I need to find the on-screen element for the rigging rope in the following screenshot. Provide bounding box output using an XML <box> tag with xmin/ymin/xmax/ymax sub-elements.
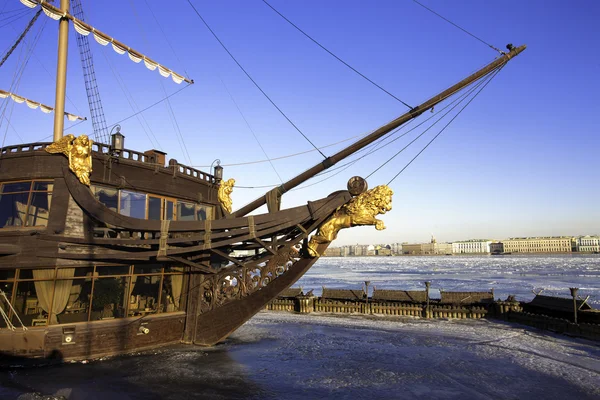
<box><xmin>261</xmin><ymin>0</ymin><xmax>413</xmax><ymax>109</ymax></box>
<box><xmin>185</xmin><ymin>0</ymin><xmax>327</xmax><ymax>159</ymax></box>
<box><xmin>366</xmin><ymin>70</ymin><xmax>495</xmax><ymax>180</ymax></box>
<box><xmin>130</xmin><ymin>0</ymin><xmax>192</xmax><ymax>166</ymax></box>
<box><xmin>219</xmin><ymin>76</ymin><xmax>284</xmax><ymax>183</ymax></box>
<box><xmin>0</xmin><ymin>9</ymin><xmax>41</xmax><ymax>68</ymax></box>
<box><xmin>412</xmin><ymin>0</ymin><xmax>504</xmax><ymax>55</ymax></box>
<box><xmin>386</xmin><ymin>66</ymin><xmax>504</xmax><ymax>185</ymax></box>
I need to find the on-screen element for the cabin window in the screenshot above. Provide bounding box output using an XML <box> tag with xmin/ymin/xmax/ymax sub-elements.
<box><xmin>91</xmin><ymin>185</ymin><xmax>118</xmax><ymax>212</ymax></box>
<box><xmin>0</xmin><ymin>281</ymin><xmax>13</xmax><ymax>329</ymax></box>
<box><xmin>148</xmin><ymin>196</ymin><xmax>162</xmax><ymax>220</ymax></box>
<box><xmin>119</xmin><ymin>190</ymin><xmax>146</xmax><ymax>219</ymax></box>
<box><xmin>90</xmin><ymin>276</ymin><xmax>129</xmax><ymax>320</ymax></box>
<box><xmin>148</xmin><ymin>196</ymin><xmax>176</xmax><ymax>220</ymax></box>
<box><xmin>12</xmin><ymin>280</ymin><xmax>49</xmax><ymax>327</ymax></box>
<box><xmin>177</xmin><ymin>201</ymin><xmax>195</xmax><ymax>221</ymax></box>
<box><xmin>129</xmin><ymin>274</ymin><xmax>161</xmax><ymax>317</ymax></box>
<box><xmin>0</xmin><ymin>180</ymin><xmax>53</xmax><ymax>228</ymax></box>
<box><xmin>0</xmin><ymin>265</ymin><xmax>185</xmax><ymax>327</ymax></box>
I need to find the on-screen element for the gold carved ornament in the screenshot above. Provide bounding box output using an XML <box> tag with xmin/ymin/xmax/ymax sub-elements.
<box><xmin>306</xmin><ymin>185</ymin><xmax>393</xmax><ymax>257</ymax></box>
<box><xmin>217</xmin><ymin>178</ymin><xmax>235</xmax><ymax>214</ymax></box>
<box><xmin>45</xmin><ymin>134</ymin><xmax>93</xmax><ymax>186</ymax></box>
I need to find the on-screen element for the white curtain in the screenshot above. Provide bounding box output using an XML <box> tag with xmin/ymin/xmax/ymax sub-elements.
<box><xmin>33</xmin><ymin>268</ymin><xmax>74</xmax><ymax>324</ymax></box>
<box><xmin>170</xmin><ymin>267</ymin><xmax>184</xmax><ymax>309</ymax></box>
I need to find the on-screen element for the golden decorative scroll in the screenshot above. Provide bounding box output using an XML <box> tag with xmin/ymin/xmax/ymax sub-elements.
<box><xmin>306</xmin><ymin>185</ymin><xmax>393</xmax><ymax>257</ymax></box>
<box><xmin>46</xmin><ymin>134</ymin><xmax>93</xmax><ymax>186</ymax></box>
<box><xmin>218</xmin><ymin>178</ymin><xmax>235</xmax><ymax>214</ymax></box>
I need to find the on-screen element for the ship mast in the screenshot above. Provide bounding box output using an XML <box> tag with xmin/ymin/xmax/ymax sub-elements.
<box><xmin>232</xmin><ymin>45</ymin><xmax>526</xmax><ymax>218</ymax></box>
<box><xmin>52</xmin><ymin>0</ymin><xmax>69</xmax><ymax>142</ymax></box>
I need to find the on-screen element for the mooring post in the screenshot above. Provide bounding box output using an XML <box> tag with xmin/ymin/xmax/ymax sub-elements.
<box><xmin>569</xmin><ymin>287</ymin><xmax>579</xmax><ymax>324</ymax></box>
<box><xmin>425</xmin><ymin>281</ymin><xmax>431</xmax><ymax>319</ymax></box>
<box><xmin>364</xmin><ymin>281</ymin><xmax>371</xmax><ymax>314</ymax></box>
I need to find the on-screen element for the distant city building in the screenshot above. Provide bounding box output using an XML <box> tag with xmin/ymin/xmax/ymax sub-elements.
<box><xmin>403</xmin><ymin>235</ymin><xmax>451</xmax><ymax>255</ymax></box>
<box><xmin>490</xmin><ymin>242</ymin><xmax>504</xmax><ymax>254</ymax></box>
<box><xmin>502</xmin><ymin>237</ymin><xmax>572</xmax><ymax>253</ymax></box>
<box><xmin>576</xmin><ymin>236</ymin><xmax>600</xmax><ymax>252</ymax></box>
<box><xmin>452</xmin><ymin>240</ymin><xmax>492</xmax><ymax>254</ymax></box>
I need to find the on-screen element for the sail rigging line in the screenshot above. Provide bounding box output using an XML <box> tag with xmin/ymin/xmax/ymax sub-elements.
<box><xmin>0</xmin><ymin>8</ymin><xmax>41</xmax><ymax>69</ymax></box>
<box><xmin>387</xmin><ymin>66</ymin><xmax>504</xmax><ymax>185</ymax></box>
<box><xmin>0</xmin><ymin>8</ymin><xmax>33</xmax><ymax>28</ymax></box>
<box><xmin>239</xmin><ymin>85</ymin><xmax>479</xmax><ymax>190</ymax></box>
<box><xmin>261</xmin><ymin>0</ymin><xmax>413</xmax><ymax>110</ymax></box>
<box><xmin>219</xmin><ymin>76</ymin><xmax>284</xmax><ymax>184</ymax></box>
<box><xmin>109</xmin><ymin>84</ymin><xmax>192</xmax><ymax>127</ymax></box>
<box><xmin>411</xmin><ymin>0</ymin><xmax>504</xmax><ymax>55</ymax></box>
<box><xmin>100</xmin><ymin>47</ymin><xmax>162</xmax><ymax>150</ymax></box>
<box><xmin>127</xmin><ymin>0</ymin><xmax>192</xmax><ymax>166</ymax></box>
<box><xmin>142</xmin><ymin>0</ymin><xmax>191</xmax><ymax>81</ymax></box>
<box><xmin>300</xmin><ymin>69</ymin><xmax>495</xmax><ymax>182</ymax></box>
<box><xmin>365</xmin><ymin>70</ymin><xmax>499</xmax><ymax>179</ymax></box>
<box><xmin>186</xmin><ymin>0</ymin><xmax>327</xmax><ymax>159</ymax></box>
<box><xmin>0</xmin><ymin>15</ymin><xmax>46</xmax><ymax>148</ymax></box>
<box><xmin>365</xmin><ymin>70</ymin><xmax>495</xmax><ymax>181</ymax></box>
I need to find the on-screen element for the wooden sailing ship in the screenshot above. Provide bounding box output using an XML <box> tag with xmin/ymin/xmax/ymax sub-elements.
<box><xmin>0</xmin><ymin>0</ymin><xmax>525</xmax><ymax>362</ymax></box>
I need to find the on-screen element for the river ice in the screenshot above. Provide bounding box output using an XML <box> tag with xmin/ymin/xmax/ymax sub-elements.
<box><xmin>298</xmin><ymin>254</ymin><xmax>600</xmax><ymax>304</ymax></box>
<box><xmin>2</xmin><ymin>313</ymin><xmax>599</xmax><ymax>399</ymax></box>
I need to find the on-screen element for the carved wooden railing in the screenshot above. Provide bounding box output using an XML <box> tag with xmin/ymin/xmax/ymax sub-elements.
<box><xmin>0</xmin><ymin>141</ymin><xmax>216</xmax><ymax>184</ymax></box>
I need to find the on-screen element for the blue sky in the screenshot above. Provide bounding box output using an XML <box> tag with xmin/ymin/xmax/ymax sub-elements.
<box><xmin>0</xmin><ymin>0</ymin><xmax>598</xmax><ymax>245</ymax></box>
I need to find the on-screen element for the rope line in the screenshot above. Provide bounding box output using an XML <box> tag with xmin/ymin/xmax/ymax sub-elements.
<box><xmin>387</xmin><ymin>66</ymin><xmax>504</xmax><ymax>185</ymax></box>
<box><xmin>186</xmin><ymin>0</ymin><xmax>326</xmax><ymax>158</ymax></box>
<box><xmin>412</xmin><ymin>0</ymin><xmax>503</xmax><ymax>54</ymax></box>
<box><xmin>261</xmin><ymin>0</ymin><xmax>413</xmax><ymax>109</ymax></box>
<box><xmin>0</xmin><ymin>9</ymin><xmax>41</xmax><ymax>68</ymax></box>
<box><xmin>366</xmin><ymin>70</ymin><xmax>494</xmax><ymax>180</ymax></box>
<box><xmin>219</xmin><ymin>76</ymin><xmax>284</xmax><ymax>183</ymax></box>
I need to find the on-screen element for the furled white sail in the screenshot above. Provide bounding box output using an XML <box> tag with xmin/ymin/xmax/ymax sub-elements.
<box><xmin>0</xmin><ymin>90</ymin><xmax>86</xmax><ymax>121</ymax></box>
<box><xmin>21</xmin><ymin>0</ymin><xmax>193</xmax><ymax>85</ymax></box>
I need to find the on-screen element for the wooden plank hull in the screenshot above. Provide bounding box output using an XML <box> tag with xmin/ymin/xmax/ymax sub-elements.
<box><xmin>0</xmin><ymin>147</ymin><xmax>349</xmax><ymax>363</ymax></box>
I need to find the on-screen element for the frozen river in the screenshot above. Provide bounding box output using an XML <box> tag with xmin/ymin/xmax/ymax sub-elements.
<box><xmin>2</xmin><ymin>255</ymin><xmax>599</xmax><ymax>399</ymax></box>
<box><xmin>298</xmin><ymin>254</ymin><xmax>600</xmax><ymax>304</ymax></box>
<box><xmin>2</xmin><ymin>313</ymin><xmax>599</xmax><ymax>399</ymax></box>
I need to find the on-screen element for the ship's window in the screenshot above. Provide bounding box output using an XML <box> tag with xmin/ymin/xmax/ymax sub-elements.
<box><xmin>177</xmin><ymin>201</ymin><xmax>195</xmax><ymax>221</ymax></box>
<box><xmin>90</xmin><ymin>277</ymin><xmax>129</xmax><ymax>320</ymax></box>
<box><xmin>0</xmin><ymin>270</ymin><xmax>15</xmax><ymax>280</ymax></box>
<box><xmin>53</xmin><ymin>276</ymin><xmax>92</xmax><ymax>325</ymax></box>
<box><xmin>0</xmin><ymin>282</ymin><xmax>13</xmax><ymax>328</ymax></box>
<box><xmin>96</xmin><ymin>266</ymin><xmax>129</xmax><ymax>276</ymax></box>
<box><xmin>0</xmin><ymin>180</ymin><xmax>53</xmax><ymax>228</ymax></box>
<box><xmin>128</xmin><ymin>274</ymin><xmax>160</xmax><ymax>317</ymax></box>
<box><xmin>148</xmin><ymin>196</ymin><xmax>162</xmax><ymax>220</ymax></box>
<box><xmin>119</xmin><ymin>190</ymin><xmax>146</xmax><ymax>219</ymax></box>
<box><xmin>92</xmin><ymin>185</ymin><xmax>118</xmax><ymax>212</ymax></box>
<box><xmin>165</xmin><ymin>200</ymin><xmax>174</xmax><ymax>221</ymax></box>
<box><xmin>2</xmin><ymin>182</ymin><xmax>32</xmax><ymax>193</ymax></box>
<box><xmin>27</xmin><ymin>191</ymin><xmax>52</xmax><ymax>227</ymax></box>
<box><xmin>161</xmin><ymin>274</ymin><xmax>184</xmax><ymax>313</ymax></box>
<box><xmin>134</xmin><ymin>265</ymin><xmax>162</xmax><ymax>274</ymax></box>
<box><xmin>197</xmin><ymin>205</ymin><xmax>212</xmax><ymax>221</ymax></box>
<box><xmin>12</xmin><ymin>280</ymin><xmax>49</xmax><ymax>327</ymax></box>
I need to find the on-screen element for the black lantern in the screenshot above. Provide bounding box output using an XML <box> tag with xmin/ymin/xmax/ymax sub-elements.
<box><xmin>212</xmin><ymin>159</ymin><xmax>223</xmax><ymax>182</ymax></box>
<box><xmin>110</xmin><ymin>125</ymin><xmax>124</xmax><ymax>154</ymax></box>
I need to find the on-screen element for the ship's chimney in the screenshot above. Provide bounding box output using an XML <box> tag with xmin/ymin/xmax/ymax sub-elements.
<box><xmin>144</xmin><ymin>150</ymin><xmax>167</xmax><ymax>167</ymax></box>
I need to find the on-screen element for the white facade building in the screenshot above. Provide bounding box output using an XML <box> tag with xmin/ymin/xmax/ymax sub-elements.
<box><xmin>577</xmin><ymin>236</ymin><xmax>600</xmax><ymax>252</ymax></box>
<box><xmin>452</xmin><ymin>240</ymin><xmax>492</xmax><ymax>254</ymax></box>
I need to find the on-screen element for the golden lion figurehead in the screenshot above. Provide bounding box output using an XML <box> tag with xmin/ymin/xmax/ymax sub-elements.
<box><xmin>344</xmin><ymin>184</ymin><xmax>393</xmax><ymax>220</ymax></box>
<box><xmin>306</xmin><ymin>184</ymin><xmax>393</xmax><ymax>257</ymax></box>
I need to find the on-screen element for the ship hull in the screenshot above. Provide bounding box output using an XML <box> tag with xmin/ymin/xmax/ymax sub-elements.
<box><xmin>0</xmin><ymin>143</ymin><xmax>347</xmax><ymax>363</ymax></box>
